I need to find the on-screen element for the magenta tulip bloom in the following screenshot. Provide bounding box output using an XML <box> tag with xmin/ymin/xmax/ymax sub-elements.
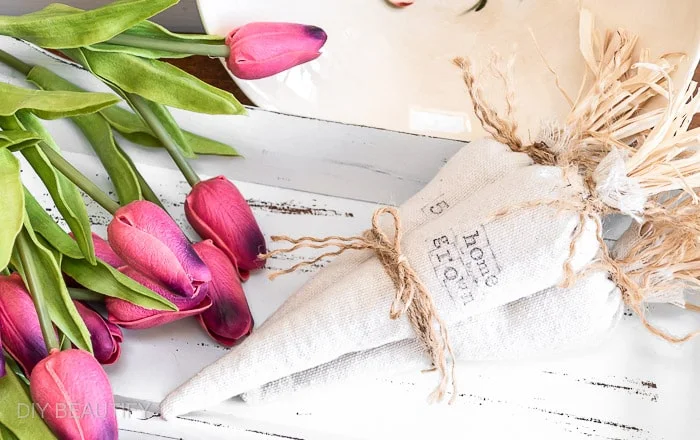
<box><xmin>108</xmin><ymin>201</ymin><xmax>210</xmax><ymax>298</ymax></box>
<box><xmin>0</xmin><ymin>274</ymin><xmax>49</xmax><ymax>376</ymax></box>
<box><xmin>226</xmin><ymin>22</ymin><xmax>328</xmax><ymax>80</ymax></box>
<box><xmin>193</xmin><ymin>240</ymin><xmax>253</xmax><ymax>346</ymax></box>
<box><xmin>31</xmin><ymin>349</ymin><xmax>117</xmax><ymax>440</ymax></box>
<box><xmin>185</xmin><ymin>176</ymin><xmax>266</xmax><ymax>280</ymax></box>
<box><xmin>106</xmin><ymin>267</ymin><xmax>212</xmax><ymax>330</ymax></box>
<box><xmin>74</xmin><ymin>301</ymin><xmax>123</xmax><ymax>365</ymax></box>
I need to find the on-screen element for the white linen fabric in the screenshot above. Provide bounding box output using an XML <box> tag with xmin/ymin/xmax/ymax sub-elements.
<box><xmin>243</xmin><ymin>271</ymin><xmax>622</xmax><ymax>403</ymax></box>
<box><xmin>161</xmin><ymin>139</ymin><xmax>616</xmax><ymax>419</ymax></box>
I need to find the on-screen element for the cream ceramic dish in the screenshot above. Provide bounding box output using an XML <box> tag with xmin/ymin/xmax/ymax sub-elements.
<box><xmin>197</xmin><ymin>0</ymin><xmax>700</xmax><ymax>141</ymax></box>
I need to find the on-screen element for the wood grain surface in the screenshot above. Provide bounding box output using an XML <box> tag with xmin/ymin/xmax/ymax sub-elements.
<box><xmin>171</xmin><ymin>56</ymin><xmax>700</xmax><ymax>129</ymax></box>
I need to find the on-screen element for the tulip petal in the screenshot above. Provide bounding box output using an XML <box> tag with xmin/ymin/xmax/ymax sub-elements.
<box><xmin>74</xmin><ymin>301</ymin><xmax>122</xmax><ymax>365</ymax></box>
<box><xmin>106</xmin><ymin>268</ymin><xmax>211</xmax><ymax>330</ymax></box>
<box><xmin>0</xmin><ymin>273</ymin><xmax>49</xmax><ymax>376</ymax></box>
<box><xmin>91</xmin><ymin>233</ymin><xmax>125</xmax><ymax>269</ymax></box>
<box><xmin>70</xmin><ymin>232</ymin><xmax>125</xmax><ymax>269</ymax></box>
<box><xmin>108</xmin><ymin>201</ymin><xmax>210</xmax><ymax>297</ymax></box>
<box><xmin>193</xmin><ymin>241</ymin><xmax>253</xmax><ymax>346</ymax></box>
<box><xmin>185</xmin><ymin>176</ymin><xmax>266</xmax><ymax>278</ymax></box>
<box><xmin>387</xmin><ymin>0</ymin><xmax>414</xmax><ymax>7</ymax></box>
<box><xmin>225</xmin><ymin>22</ymin><xmax>327</xmax><ymax>80</ymax></box>
<box><xmin>30</xmin><ymin>349</ymin><xmax>118</xmax><ymax>440</ymax></box>
<box><xmin>227</xmin><ymin>50</ymin><xmax>322</xmax><ymax>81</ymax></box>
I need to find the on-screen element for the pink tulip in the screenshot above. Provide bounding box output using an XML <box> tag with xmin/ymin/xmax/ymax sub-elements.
<box><xmin>30</xmin><ymin>349</ymin><xmax>117</xmax><ymax>440</ymax></box>
<box><xmin>185</xmin><ymin>176</ymin><xmax>266</xmax><ymax>280</ymax></box>
<box><xmin>226</xmin><ymin>22</ymin><xmax>328</xmax><ymax>80</ymax></box>
<box><xmin>0</xmin><ymin>273</ymin><xmax>49</xmax><ymax>376</ymax></box>
<box><xmin>108</xmin><ymin>201</ymin><xmax>211</xmax><ymax>298</ymax></box>
<box><xmin>193</xmin><ymin>240</ymin><xmax>253</xmax><ymax>346</ymax></box>
<box><xmin>106</xmin><ymin>267</ymin><xmax>212</xmax><ymax>329</ymax></box>
<box><xmin>74</xmin><ymin>301</ymin><xmax>123</xmax><ymax>365</ymax></box>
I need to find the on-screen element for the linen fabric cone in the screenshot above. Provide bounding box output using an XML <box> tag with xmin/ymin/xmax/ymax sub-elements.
<box><xmin>243</xmin><ymin>270</ymin><xmax>622</xmax><ymax>403</ymax></box>
<box><xmin>161</xmin><ymin>140</ymin><xmax>602</xmax><ymax>418</ymax></box>
<box><xmin>264</xmin><ymin>138</ymin><xmax>532</xmax><ymax>329</ymax></box>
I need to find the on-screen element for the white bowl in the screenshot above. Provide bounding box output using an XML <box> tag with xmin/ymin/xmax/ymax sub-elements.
<box><xmin>198</xmin><ymin>0</ymin><xmax>700</xmax><ymax>141</ymax></box>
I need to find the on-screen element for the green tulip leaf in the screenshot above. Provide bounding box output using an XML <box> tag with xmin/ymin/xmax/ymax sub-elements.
<box><xmin>65</xmin><ymin>48</ymin><xmax>245</xmax><ymax>115</ymax></box>
<box><xmin>62</xmin><ymin>257</ymin><xmax>177</xmax><ymax>311</ymax></box>
<box><xmin>0</xmin><ymin>130</ymin><xmax>42</xmax><ymax>151</ymax></box>
<box><xmin>0</xmin><ymin>82</ymin><xmax>119</xmax><ymax>120</ymax></box>
<box><xmin>3</xmin><ymin>113</ymin><xmax>96</xmax><ymax>264</ymax></box>
<box><xmin>0</xmin><ymin>0</ymin><xmax>177</xmax><ymax>49</ymax></box>
<box><xmin>0</xmin><ymin>149</ymin><xmax>23</xmax><ymax>270</ymax></box>
<box><xmin>0</xmin><ymin>360</ymin><xmax>57</xmax><ymax>440</ymax></box>
<box><xmin>73</xmin><ymin>117</ymin><xmax>142</xmax><ymax>204</ymax></box>
<box><xmin>101</xmin><ymin>105</ymin><xmax>240</xmax><ymax>156</ymax></box>
<box><xmin>15</xmin><ymin>222</ymin><xmax>93</xmax><ymax>354</ymax></box>
<box><xmin>23</xmin><ymin>188</ymin><xmax>84</xmax><ymax>260</ymax></box>
<box><xmin>27</xmin><ymin>66</ymin><xmax>142</xmax><ymax>204</ymax></box>
<box><xmin>0</xmin><ymin>422</ymin><xmax>21</xmax><ymax>440</ymax></box>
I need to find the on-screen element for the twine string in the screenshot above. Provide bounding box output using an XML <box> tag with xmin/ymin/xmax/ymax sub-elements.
<box><xmin>259</xmin><ymin>207</ymin><xmax>459</xmax><ymax>403</ymax></box>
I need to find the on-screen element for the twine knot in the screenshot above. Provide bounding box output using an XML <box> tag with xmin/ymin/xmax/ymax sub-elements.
<box><xmin>260</xmin><ymin>207</ymin><xmax>458</xmax><ymax>403</ymax></box>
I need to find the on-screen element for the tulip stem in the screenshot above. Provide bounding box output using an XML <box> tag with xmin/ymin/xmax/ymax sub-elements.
<box><xmin>107</xmin><ymin>34</ymin><xmax>231</xmax><ymax>58</ymax></box>
<box><xmin>0</xmin><ymin>49</ymin><xmax>32</xmax><ymax>75</ymax></box>
<box><xmin>127</xmin><ymin>94</ymin><xmax>201</xmax><ymax>187</ymax></box>
<box><xmin>38</xmin><ymin>143</ymin><xmax>121</xmax><ymax>215</ymax></box>
<box><xmin>15</xmin><ymin>229</ymin><xmax>61</xmax><ymax>352</ymax></box>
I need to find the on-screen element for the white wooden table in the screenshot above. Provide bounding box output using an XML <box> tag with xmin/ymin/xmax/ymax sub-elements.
<box><xmin>3</xmin><ymin>38</ymin><xmax>700</xmax><ymax>440</ymax></box>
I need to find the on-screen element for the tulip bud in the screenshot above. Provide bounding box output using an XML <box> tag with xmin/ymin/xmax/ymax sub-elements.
<box><xmin>74</xmin><ymin>301</ymin><xmax>123</xmax><ymax>365</ymax></box>
<box><xmin>225</xmin><ymin>22</ymin><xmax>328</xmax><ymax>80</ymax></box>
<box><xmin>193</xmin><ymin>241</ymin><xmax>253</xmax><ymax>346</ymax></box>
<box><xmin>30</xmin><ymin>349</ymin><xmax>118</xmax><ymax>440</ymax></box>
<box><xmin>106</xmin><ymin>268</ymin><xmax>212</xmax><ymax>329</ymax></box>
<box><xmin>185</xmin><ymin>176</ymin><xmax>266</xmax><ymax>280</ymax></box>
<box><xmin>108</xmin><ymin>201</ymin><xmax>210</xmax><ymax>298</ymax></box>
<box><xmin>0</xmin><ymin>273</ymin><xmax>49</xmax><ymax>376</ymax></box>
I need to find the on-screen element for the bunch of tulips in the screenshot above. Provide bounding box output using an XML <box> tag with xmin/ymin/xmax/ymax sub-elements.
<box><xmin>0</xmin><ymin>0</ymin><xmax>327</xmax><ymax>438</ymax></box>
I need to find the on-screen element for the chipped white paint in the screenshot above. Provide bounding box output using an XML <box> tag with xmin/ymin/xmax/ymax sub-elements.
<box><xmin>3</xmin><ymin>38</ymin><xmax>700</xmax><ymax>440</ymax></box>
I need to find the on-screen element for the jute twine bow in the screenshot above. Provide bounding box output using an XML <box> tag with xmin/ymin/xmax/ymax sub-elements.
<box><xmin>259</xmin><ymin>207</ymin><xmax>458</xmax><ymax>403</ymax></box>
